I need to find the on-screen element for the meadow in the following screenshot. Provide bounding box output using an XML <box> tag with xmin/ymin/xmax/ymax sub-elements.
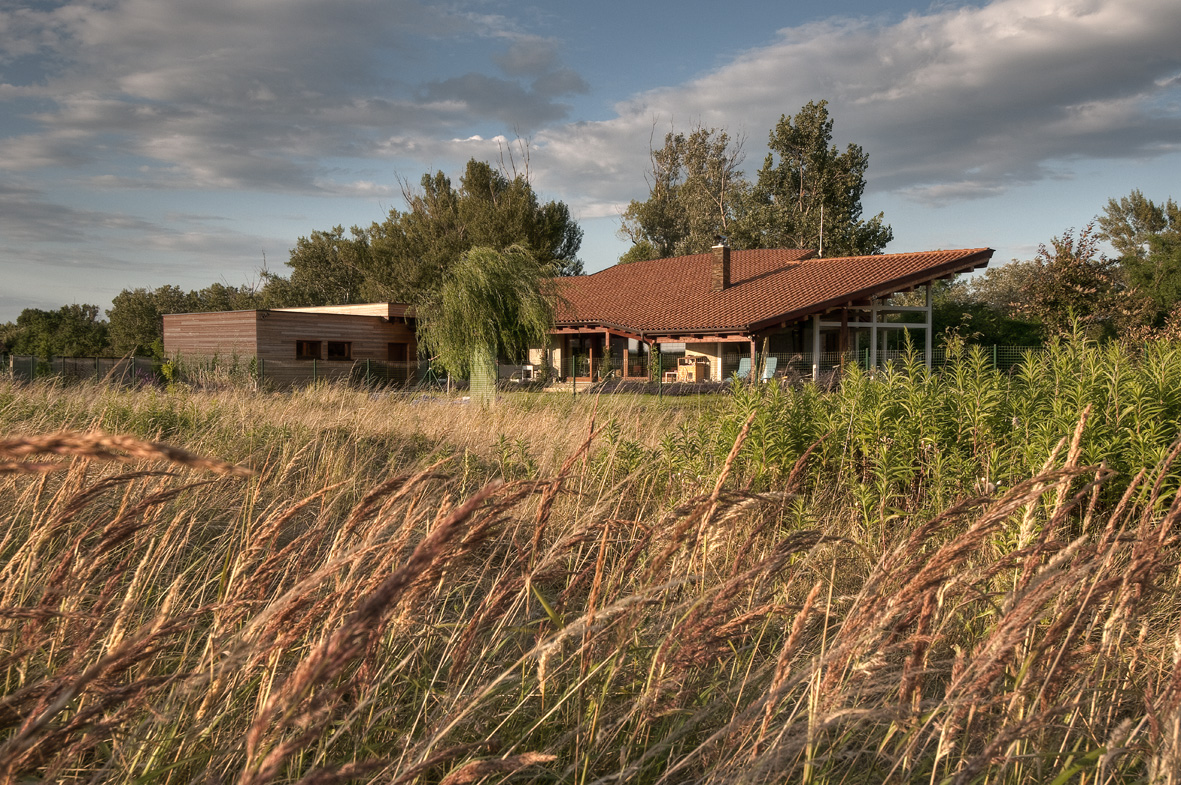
<box><xmin>3</xmin><ymin>334</ymin><xmax>1181</xmax><ymax>784</ymax></box>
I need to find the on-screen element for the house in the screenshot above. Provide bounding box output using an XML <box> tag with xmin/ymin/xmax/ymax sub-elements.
<box><xmin>540</xmin><ymin>244</ymin><xmax>993</xmax><ymax>382</ymax></box>
<box><xmin>164</xmin><ymin>243</ymin><xmax>993</xmax><ymax>387</ymax></box>
<box><xmin>163</xmin><ymin>303</ymin><xmax>418</xmax><ymax>387</ymax></box>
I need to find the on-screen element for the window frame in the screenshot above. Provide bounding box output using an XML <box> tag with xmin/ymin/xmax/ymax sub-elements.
<box><xmin>326</xmin><ymin>341</ymin><xmax>352</xmax><ymax>361</ymax></box>
<box><xmin>295</xmin><ymin>340</ymin><xmax>321</xmax><ymax>360</ymax></box>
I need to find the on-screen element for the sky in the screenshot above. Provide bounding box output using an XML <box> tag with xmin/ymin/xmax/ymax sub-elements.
<box><xmin>1</xmin><ymin>0</ymin><xmax>1180</xmax><ymax>322</ymax></box>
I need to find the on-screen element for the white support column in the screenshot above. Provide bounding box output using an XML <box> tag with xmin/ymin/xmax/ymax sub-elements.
<box><xmin>924</xmin><ymin>282</ymin><xmax>933</xmax><ymax>370</ymax></box>
<box><xmin>869</xmin><ymin>297</ymin><xmax>879</xmax><ymax>372</ymax></box>
<box><xmin>811</xmin><ymin>313</ymin><xmax>821</xmax><ymax>381</ymax></box>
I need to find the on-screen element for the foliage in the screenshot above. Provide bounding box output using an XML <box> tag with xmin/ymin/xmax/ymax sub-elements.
<box><xmin>618</xmin><ymin>103</ymin><xmax>892</xmax><ymax>262</ymax></box>
<box><xmin>4</xmin><ymin>334</ymin><xmax>1181</xmax><ymax>782</ymax></box>
<box><xmin>1097</xmin><ymin>188</ymin><xmax>1181</xmax><ymax>260</ymax></box>
<box><xmin>262</xmin><ymin>225</ymin><xmax>370</xmax><ymax>307</ymax></box>
<box><xmin>733</xmin><ymin>100</ymin><xmax>893</xmax><ymax>256</ymax></box>
<box><xmin>4</xmin><ymin>304</ymin><xmax>109</xmax><ymax>358</ymax></box>
<box><xmin>934</xmin><ymin>265</ymin><xmax>1044</xmax><ymax>344</ymax></box>
<box><xmin>363</xmin><ymin>159</ymin><xmax>583</xmax><ymax>305</ymax></box>
<box><xmin>0</xmin><ymin>320</ymin><xmax>20</xmax><ymax>353</ymax></box>
<box><xmin>414</xmin><ymin>244</ymin><xmax>556</xmax><ymax>383</ymax></box>
<box><xmin>1098</xmin><ymin>190</ymin><xmax>1181</xmax><ymax>323</ymax></box>
<box><xmin>618</xmin><ymin>126</ymin><xmax>747</xmax><ymax>262</ymax></box>
<box><xmin>107</xmin><ymin>283</ymin><xmax>262</xmax><ymax>357</ymax></box>
<box><xmin>1010</xmin><ymin>223</ymin><xmax>1145</xmax><ymax>338</ymax></box>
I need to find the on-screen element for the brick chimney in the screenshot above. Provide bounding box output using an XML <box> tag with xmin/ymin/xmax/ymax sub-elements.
<box><xmin>711</xmin><ymin>238</ymin><xmax>731</xmax><ymax>292</ymax></box>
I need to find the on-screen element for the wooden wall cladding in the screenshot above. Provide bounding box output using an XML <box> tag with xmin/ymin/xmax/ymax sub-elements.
<box><xmin>163</xmin><ymin>312</ymin><xmax>260</xmax><ymax>356</ymax></box>
<box><xmin>257</xmin><ymin>311</ymin><xmax>416</xmax><ymax>362</ymax></box>
<box><xmin>163</xmin><ymin>310</ymin><xmax>420</xmax><ymax>387</ymax></box>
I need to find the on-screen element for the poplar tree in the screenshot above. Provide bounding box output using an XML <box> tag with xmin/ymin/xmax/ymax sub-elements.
<box><xmin>733</xmin><ymin>100</ymin><xmax>892</xmax><ymax>257</ymax></box>
<box><xmin>618</xmin><ymin>102</ymin><xmax>893</xmax><ymax>262</ymax></box>
<box><xmin>618</xmin><ymin>126</ymin><xmax>746</xmax><ymax>262</ymax></box>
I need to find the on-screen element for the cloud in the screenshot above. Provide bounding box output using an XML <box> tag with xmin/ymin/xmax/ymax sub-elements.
<box><xmin>0</xmin><ymin>180</ymin><xmax>275</xmax><ymax>272</ymax></box>
<box><xmin>0</xmin><ymin>181</ymin><xmax>157</xmax><ymax>243</ymax></box>
<box><xmin>524</xmin><ymin>0</ymin><xmax>1181</xmax><ymax>211</ymax></box>
<box><xmin>419</xmin><ymin>72</ymin><xmax>581</xmax><ymax>128</ymax></box>
<box><xmin>494</xmin><ymin>37</ymin><xmax>560</xmax><ymax>77</ymax></box>
<box><xmin>0</xmin><ymin>0</ymin><xmax>591</xmax><ymax>191</ymax></box>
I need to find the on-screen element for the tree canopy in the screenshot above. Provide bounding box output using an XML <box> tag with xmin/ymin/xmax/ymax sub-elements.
<box><xmin>262</xmin><ymin>226</ymin><xmax>370</xmax><ymax>308</ymax></box>
<box><xmin>618</xmin><ymin>126</ymin><xmax>746</xmax><ymax>262</ymax></box>
<box><xmin>733</xmin><ymin>100</ymin><xmax>893</xmax><ymax>256</ymax></box>
<box><xmin>619</xmin><ymin>101</ymin><xmax>893</xmax><ymax>263</ymax></box>
<box><xmin>5</xmin><ymin>305</ymin><xmax>109</xmax><ymax>358</ymax></box>
<box><xmin>414</xmin><ymin>245</ymin><xmax>556</xmax><ymax>403</ymax></box>
<box><xmin>263</xmin><ymin>159</ymin><xmax>582</xmax><ymax>308</ymax></box>
<box><xmin>1097</xmin><ymin>190</ymin><xmax>1181</xmax><ymax>324</ymax></box>
<box><xmin>362</xmin><ymin>159</ymin><xmax>583</xmax><ymax>304</ymax></box>
<box><xmin>108</xmin><ymin>283</ymin><xmax>262</xmax><ymax>357</ymax></box>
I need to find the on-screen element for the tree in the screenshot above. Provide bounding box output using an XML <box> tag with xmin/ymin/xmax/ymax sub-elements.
<box><xmin>1097</xmin><ymin>190</ymin><xmax>1181</xmax><ymax>323</ymax></box>
<box><xmin>733</xmin><ymin>100</ymin><xmax>892</xmax><ymax>257</ymax></box>
<box><xmin>933</xmin><ymin>267</ymin><xmax>1043</xmax><ymax>344</ymax></box>
<box><xmin>8</xmin><ymin>305</ymin><xmax>109</xmax><ymax>358</ymax></box>
<box><xmin>193</xmin><ymin>281</ymin><xmax>263</xmax><ymax>313</ymax></box>
<box><xmin>1012</xmin><ymin>224</ymin><xmax>1145</xmax><ymax>338</ymax></box>
<box><xmin>1097</xmin><ymin>190</ymin><xmax>1180</xmax><ymax>261</ymax></box>
<box><xmin>108</xmin><ymin>286</ymin><xmax>196</xmax><ymax>357</ymax></box>
<box><xmin>262</xmin><ymin>226</ymin><xmax>371</xmax><ymax>307</ymax></box>
<box><xmin>618</xmin><ymin>126</ymin><xmax>747</xmax><ymax>262</ymax></box>
<box><xmin>0</xmin><ymin>321</ymin><xmax>18</xmax><ymax>354</ymax></box>
<box><xmin>108</xmin><ymin>283</ymin><xmax>262</xmax><ymax>357</ymax></box>
<box><xmin>414</xmin><ymin>245</ymin><xmax>555</xmax><ymax>405</ymax></box>
<box><xmin>364</xmin><ymin>159</ymin><xmax>583</xmax><ymax>304</ymax></box>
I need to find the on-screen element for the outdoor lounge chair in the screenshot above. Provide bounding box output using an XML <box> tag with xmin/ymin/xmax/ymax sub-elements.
<box><xmin>760</xmin><ymin>356</ymin><xmax>778</xmax><ymax>381</ymax></box>
<box><xmin>735</xmin><ymin>357</ymin><xmax>752</xmax><ymax>380</ymax></box>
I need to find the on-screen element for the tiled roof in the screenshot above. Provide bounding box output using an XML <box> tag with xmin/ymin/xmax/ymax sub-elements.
<box><xmin>554</xmin><ymin>247</ymin><xmax>993</xmax><ymax>335</ymax></box>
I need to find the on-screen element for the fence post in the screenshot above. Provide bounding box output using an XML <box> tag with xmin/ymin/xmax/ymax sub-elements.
<box><xmin>366</xmin><ymin>358</ymin><xmax>371</xmax><ymax>388</ymax></box>
<box><xmin>992</xmin><ymin>345</ymin><xmax>998</xmax><ymax>369</ymax></box>
<box><xmin>571</xmin><ymin>356</ymin><xmax>575</xmax><ymax>399</ymax></box>
<box><xmin>312</xmin><ymin>358</ymin><xmax>317</xmax><ymax>383</ymax></box>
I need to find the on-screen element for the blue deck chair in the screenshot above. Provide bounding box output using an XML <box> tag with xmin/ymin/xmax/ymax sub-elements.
<box><xmin>759</xmin><ymin>356</ymin><xmax>778</xmax><ymax>382</ymax></box>
<box><xmin>734</xmin><ymin>357</ymin><xmax>752</xmax><ymax>380</ymax></box>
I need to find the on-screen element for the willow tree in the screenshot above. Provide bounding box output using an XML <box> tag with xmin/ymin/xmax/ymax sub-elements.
<box><xmin>415</xmin><ymin>245</ymin><xmax>556</xmax><ymax>405</ymax></box>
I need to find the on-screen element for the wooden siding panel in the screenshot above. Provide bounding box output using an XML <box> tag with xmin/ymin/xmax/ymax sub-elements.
<box><xmin>255</xmin><ymin>312</ymin><xmax>417</xmax><ymax>363</ymax></box>
<box><xmin>164</xmin><ymin>310</ymin><xmax>419</xmax><ymax>387</ymax></box>
<box><xmin>164</xmin><ymin>312</ymin><xmax>259</xmax><ymax>356</ymax></box>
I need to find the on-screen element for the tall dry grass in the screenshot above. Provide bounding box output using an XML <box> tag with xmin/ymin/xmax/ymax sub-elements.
<box><xmin>2</xmin><ymin>336</ymin><xmax>1181</xmax><ymax>783</ymax></box>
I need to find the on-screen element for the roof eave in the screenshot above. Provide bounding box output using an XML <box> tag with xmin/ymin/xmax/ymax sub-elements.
<box><xmin>748</xmin><ymin>249</ymin><xmax>994</xmax><ymax>332</ymax></box>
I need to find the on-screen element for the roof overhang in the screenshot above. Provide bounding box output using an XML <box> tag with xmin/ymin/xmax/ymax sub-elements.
<box><xmin>748</xmin><ymin>248</ymin><xmax>993</xmax><ymax>332</ymax></box>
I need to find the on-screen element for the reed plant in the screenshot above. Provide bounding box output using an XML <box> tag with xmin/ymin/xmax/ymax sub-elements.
<box><xmin>2</xmin><ymin>332</ymin><xmax>1180</xmax><ymax>783</ymax></box>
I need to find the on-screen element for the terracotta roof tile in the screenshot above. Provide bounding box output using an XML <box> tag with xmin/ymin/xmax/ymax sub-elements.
<box><xmin>555</xmin><ymin>247</ymin><xmax>992</xmax><ymax>335</ymax></box>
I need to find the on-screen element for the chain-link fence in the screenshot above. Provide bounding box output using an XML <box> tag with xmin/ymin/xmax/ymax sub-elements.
<box><xmin>3</xmin><ymin>355</ymin><xmax>161</xmax><ymax>384</ymax></box>
<box><xmin>0</xmin><ymin>354</ymin><xmax>434</xmax><ymax>391</ymax></box>
<box><xmin>2</xmin><ymin>345</ymin><xmax>1043</xmax><ymax>392</ymax></box>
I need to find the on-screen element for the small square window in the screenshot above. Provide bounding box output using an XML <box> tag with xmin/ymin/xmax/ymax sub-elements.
<box><xmin>326</xmin><ymin>341</ymin><xmax>352</xmax><ymax>360</ymax></box>
<box><xmin>296</xmin><ymin>340</ymin><xmax>320</xmax><ymax>360</ymax></box>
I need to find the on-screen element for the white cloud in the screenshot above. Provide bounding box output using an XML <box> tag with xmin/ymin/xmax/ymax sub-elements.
<box><xmin>525</xmin><ymin>0</ymin><xmax>1181</xmax><ymax>211</ymax></box>
<box><xmin>0</xmin><ymin>0</ymin><xmax>591</xmax><ymax>191</ymax></box>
